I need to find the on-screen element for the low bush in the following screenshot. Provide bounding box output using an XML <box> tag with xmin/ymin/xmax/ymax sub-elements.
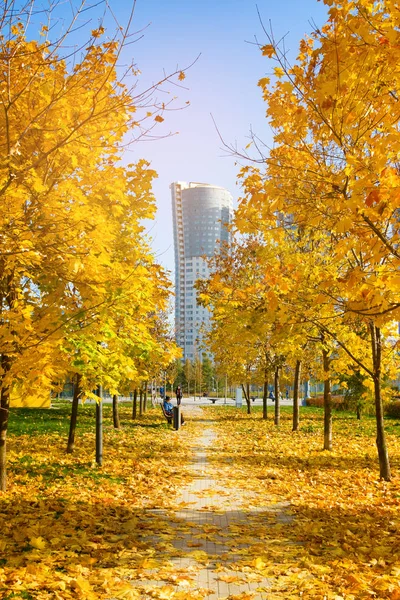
<box><xmin>306</xmin><ymin>395</ymin><xmax>345</xmax><ymax>410</ymax></box>
<box><xmin>385</xmin><ymin>401</ymin><xmax>400</xmax><ymax>419</ymax></box>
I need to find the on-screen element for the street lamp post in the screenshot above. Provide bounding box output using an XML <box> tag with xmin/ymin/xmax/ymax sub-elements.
<box><xmin>224</xmin><ymin>374</ymin><xmax>227</xmax><ymax>405</ymax></box>
<box><xmin>95</xmin><ymin>385</ymin><xmax>103</xmax><ymax>466</ymax></box>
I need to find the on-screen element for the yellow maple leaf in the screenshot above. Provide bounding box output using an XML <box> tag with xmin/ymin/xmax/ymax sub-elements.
<box><xmin>91</xmin><ymin>26</ymin><xmax>105</xmax><ymax>38</ymax></box>
<box><xmin>186</xmin><ymin>541</ymin><xmax>203</xmax><ymax>547</ymax></box>
<box><xmin>189</xmin><ymin>549</ymin><xmax>209</xmax><ymax>562</ymax></box>
<box><xmin>29</xmin><ymin>536</ymin><xmax>47</xmax><ymax>550</ymax></box>
<box><xmin>218</xmin><ymin>573</ymin><xmax>244</xmax><ymax>583</ymax></box>
<box><xmin>261</xmin><ymin>44</ymin><xmax>275</xmax><ymax>57</ymax></box>
<box><xmin>253</xmin><ymin>556</ymin><xmax>266</xmax><ymax>570</ymax></box>
<box><xmin>157</xmin><ymin>586</ymin><xmax>176</xmax><ymax>599</ymax></box>
<box><xmin>112</xmin><ymin>584</ymin><xmax>141</xmax><ymax>599</ymax></box>
<box><xmin>258</xmin><ymin>77</ymin><xmax>270</xmax><ymax>88</ymax></box>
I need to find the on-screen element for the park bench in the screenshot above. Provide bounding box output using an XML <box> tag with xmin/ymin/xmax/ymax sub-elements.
<box><xmin>161</xmin><ymin>403</ymin><xmax>173</xmax><ymax>424</ymax></box>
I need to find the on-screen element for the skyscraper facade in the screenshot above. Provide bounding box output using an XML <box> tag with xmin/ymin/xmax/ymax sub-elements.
<box><xmin>171</xmin><ymin>181</ymin><xmax>233</xmax><ymax>361</ymax></box>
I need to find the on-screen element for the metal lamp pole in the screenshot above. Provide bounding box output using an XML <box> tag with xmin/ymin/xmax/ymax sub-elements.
<box><xmin>95</xmin><ymin>385</ymin><xmax>103</xmax><ymax>466</ymax></box>
<box><xmin>225</xmin><ymin>374</ymin><xmax>227</xmax><ymax>405</ymax></box>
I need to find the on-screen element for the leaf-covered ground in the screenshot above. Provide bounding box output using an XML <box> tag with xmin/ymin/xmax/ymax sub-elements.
<box><xmin>0</xmin><ymin>403</ymin><xmax>197</xmax><ymax>599</ymax></box>
<box><xmin>1</xmin><ymin>403</ymin><xmax>400</xmax><ymax>599</ymax></box>
<box><xmin>206</xmin><ymin>406</ymin><xmax>400</xmax><ymax>599</ymax></box>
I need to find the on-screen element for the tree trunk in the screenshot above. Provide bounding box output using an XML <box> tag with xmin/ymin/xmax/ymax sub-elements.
<box><xmin>112</xmin><ymin>394</ymin><xmax>120</xmax><ymax>429</ymax></box>
<box><xmin>241</xmin><ymin>383</ymin><xmax>251</xmax><ymax>414</ymax></box>
<box><xmin>370</xmin><ymin>323</ymin><xmax>391</xmax><ymax>481</ymax></box>
<box><xmin>322</xmin><ymin>348</ymin><xmax>332</xmax><ymax>451</ymax></box>
<box><xmin>67</xmin><ymin>374</ymin><xmax>82</xmax><ymax>453</ymax></box>
<box><xmin>292</xmin><ymin>360</ymin><xmax>301</xmax><ymax>432</ymax></box>
<box><xmin>132</xmin><ymin>389</ymin><xmax>137</xmax><ymax>420</ymax></box>
<box><xmin>262</xmin><ymin>371</ymin><xmax>268</xmax><ymax>420</ymax></box>
<box><xmin>143</xmin><ymin>382</ymin><xmax>148</xmax><ymax>413</ymax></box>
<box><xmin>139</xmin><ymin>389</ymin><xmax>143</xmax><ymax>416</ymax></box>
<box><xmin>0</xmin><ymin>355</ymin><xmax>11</xmax><ymax>492</ymax></box>
<box><xmin>274</xmin><ymin>368</ymin><xmax>280</xmax><ymax>426</ymax></box>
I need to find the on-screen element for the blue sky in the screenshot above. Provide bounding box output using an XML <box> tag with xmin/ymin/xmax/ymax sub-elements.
<box><xmin>115</xmin><ymin>0</ymin><xmax>329</xmax><ymax>274</ymax></box>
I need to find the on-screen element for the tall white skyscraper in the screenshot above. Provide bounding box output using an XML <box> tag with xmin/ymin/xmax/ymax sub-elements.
<box><xmin>171</xmin><ymin>182</ymin><xmax>233</xmax><ymax>361</ymax></box>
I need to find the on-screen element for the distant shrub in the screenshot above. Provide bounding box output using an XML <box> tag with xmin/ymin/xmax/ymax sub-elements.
<box><xmin>385</xmin><ymin>401</ymin><xmax>400</xmax><ymax>419</ymax></box>
<box><xmin>306</xmin><ymin>395</ymin><xmax>345</xmax><ymax>410</ymax></box>
<box><xmin>306</xmin><ymin>397</ymin><xmax>324</xmax><ymax>408</ymax></box>
<box><xmin>300</xmin><ymin>423</ymin><xmax>317</xmax><ymax>434</ymax></box>
<box><xmin>338</xmin><ymin>370</ymin><xmax>372</xmax><ymax>418</ymax></box>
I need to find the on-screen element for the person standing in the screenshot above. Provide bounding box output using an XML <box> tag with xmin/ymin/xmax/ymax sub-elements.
<box><xmin>175</xmin><ymin>385</ymin><xmax>183</xmax><ymax>406</ymax></box>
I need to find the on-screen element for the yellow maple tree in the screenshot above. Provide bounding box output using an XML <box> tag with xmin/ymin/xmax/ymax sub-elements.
<box><xmin>235</xmin><ymin>0</ymin><xmax>400</xmax><ymax>479</ymax></box>
<box><xmin>0</xmin><ymin>2</ymin><xmax>185</xmax><ymax>490</ymax></box>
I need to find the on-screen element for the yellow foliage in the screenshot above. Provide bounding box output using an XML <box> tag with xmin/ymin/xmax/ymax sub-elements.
<box><xmin>261</xmin><ymin>44</ymin><xmax>275</xmax><ymax>57</ymax></box>
<box><xmin>0</xmin><ymin>2</ymin><xmax>182</xmax><ymax>489</ymax></box>
<box><xmin>10</xmin><ymin>387</ymin><xmax>51</xmax><ymax>408</ymax></box>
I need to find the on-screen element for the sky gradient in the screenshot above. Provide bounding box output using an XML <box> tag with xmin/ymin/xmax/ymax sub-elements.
<box><xmin>117</xmin><ymin>0</ymin><xmax>329</xmax><ymax>274</ymax></box>
<box><xmin>41</xmin><ymin>0</ymin><xmax>329</xmax><ymax>274</ymax></box>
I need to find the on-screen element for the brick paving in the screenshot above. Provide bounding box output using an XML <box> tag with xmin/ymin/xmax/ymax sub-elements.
<box><xmin>132</xmin><ymin>405</ymin><xmax>293</xmax><ymax>599</ymax></box>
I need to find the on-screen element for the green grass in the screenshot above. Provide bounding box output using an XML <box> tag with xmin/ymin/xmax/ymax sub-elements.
<box><xmin>7</xmin><ymin>401</ymin><xmax>169</xmax><ymax>490</ymax></box>
<box><xmin>9</xmin><ymin>400</ymin><xmax>169</xmax><ymax>437</ymax></box>
<box><xmin>8</xmin><ymin>399</ymin><xmax>400</xmax><ymax>447</ymax></box>
<box><xmin>221</xmin><ymin>403</ymin><xmax>400</xmax><ymax>438</ymax></box>
<box><xmin>8</xmin><ymin>400</ymin><xmax>127</xmax><ymax>436</ymax></box>
<box><xmin>8</xmin><ymin>402</ymin><xmax>88</xmax><ymax>436</ymax></box>
<box><xmin>10</xmin><ymin>453</ymin><xmax>125</xmax><ymax>484</ymax></box>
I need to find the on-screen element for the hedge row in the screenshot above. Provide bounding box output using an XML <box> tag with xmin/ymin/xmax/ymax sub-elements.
<box><xmin>385</xmin><ymin>401</ymin><xmax>400</xmax><ymax>419</ymax></box>
<box><xmin>305</xmin><ymin>396</ymin><xmax>345</xmax><ymax>409</ymax></box>
<box><xmin>305</xmin><ymin>397</ymin><xmax>400</xmax><ymax>418</ymax></box>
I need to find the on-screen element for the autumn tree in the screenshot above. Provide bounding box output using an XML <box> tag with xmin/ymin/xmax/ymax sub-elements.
<box><xmin>197</xmin><ymin>239</ymin><xmax>303</xmax><ymax>416</ymax></box>
<box><xmin>233</xmin><ymin>0</ymin><xmax>400</xmax><ymax>479</ymax></box>
<box><xmin>0</xmin><ymin>1</ymin><xmax>187</xmax><ymax>490</ymax></box>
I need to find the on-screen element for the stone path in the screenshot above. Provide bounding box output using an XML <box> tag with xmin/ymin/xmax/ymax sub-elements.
<box><xmin>133</xmin><ymin>406</ymin><xmax>293</xmax><ymax>599</ymax></box>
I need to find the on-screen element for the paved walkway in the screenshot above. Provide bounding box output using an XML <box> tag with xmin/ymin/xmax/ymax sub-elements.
<box><xmin>132</xmin><ymin>405</ymin><xmax>292</xmax><ymax>599</ymax></box>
